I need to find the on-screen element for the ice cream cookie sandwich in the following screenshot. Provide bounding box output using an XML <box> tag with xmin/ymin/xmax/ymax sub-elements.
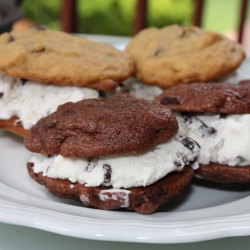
<box><xmin>0</xmin><ymin>26</ymin><xmax>135</xmax><ymax>136</ymax></box>
<box><xmin>156</xmin><ymin>82</ymin><xmax>250</xmax><ymax>183</ymax></box>
<box><xmin>25</xmin><ymin>94</ymin><xmax>200</xmax><ymax>213</ymax></box>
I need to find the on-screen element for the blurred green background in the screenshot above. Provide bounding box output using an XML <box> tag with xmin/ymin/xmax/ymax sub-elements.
<box><xmin>20</xmin><ymin>0</ymin><xmax>250</xmax><ymax>36</ymax></box>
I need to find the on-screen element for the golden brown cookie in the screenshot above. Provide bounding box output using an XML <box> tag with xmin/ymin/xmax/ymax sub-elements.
<box><xmin>125</xmin><ymin>25</ymin><xmax>245</xmax><ymax>88</ymax></box>
<box><xmin>0</xmin><ymin>26</ymin><xmax>135</xmax><ymax>90</ymax></box>
<box><xmin>0</xmin><ymin>117</ymin><xmax>27</xmax><ymax>137</ymax></box>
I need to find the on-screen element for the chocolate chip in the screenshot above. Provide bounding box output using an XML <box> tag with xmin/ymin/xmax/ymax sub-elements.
<box><xmin>161</xmin><ymin>96</ymin><xmax>180</xmax><ymax>105</ymax></box>
<box><xmin>20</xmin><ymin>79</ymin><xmax>27</xmax><ymax>85</ymax></box>
<box><xmin>47</xmin><ymin>154</ymin><xmax>54</xmax><ymax>158</ymax></box>
<box><xmin>198</xmin><ymin>119</ymin><xmax>208</xmax><ymax>129</ymax></box>
<box><xmin>174</xmin><ymin>161</ymin><xmax>182</xmax><ymax>167</ymax></box>
<box><xmin>0</xmin><ymin>92</ymin><xmax>3</xmax><ymax>98</ymax></box>
<box><xmin>235</xmin><ymin>94</ymin><xmax>243</xmax><ymax>101</ymax></box>
<box><xmin>118</xmin><ymin>82</ymin><xmax>124</xmax><ymax>87</ymax></box>
<box><xmin>14</xmin><ymin>120</ymin><xmax>23</xmax><ymax>126</ymax></box>
<box><xmin>219</xmin><ymin>114</ymin><xmax>227</xmax><ymax>119</ymax></box>
<box><xmin>103</xmin><ymin>164</ymin><xmax>112</xmax><ymax>183</ymax></box>
<box><xmin>27</xmin><ymin>162</ymin><xmax>34</xmax><ymax>168</ymax></box>
<box><xmin>182</xmin><ymin>137</ymin><xmax>200</xmax><ymax>152</ymax></box>
<box><xmin>153</xmin><ymin>46</ymin><xmax>164</xmax><ymax>56</ymax></box>
<box><xmin>183</xmin><ymin>114</ymin><xmax>190</xmax><ymax>123</ymax></box>
<box><xmin>86</xmin><ymin>157</ymin><xmax>95</xmax><ymax>172</ymax></box>
<box><xmin>99</xmin><ymin>90</ymin><xmax>106</xmax><ymax>98</ymax></box>
<box><xmin>87</xmin><ymin>157</ymin><xmax>93</xmax><ymax>165</ymax></box>
<box><xmin>208</xmin><ymin>127</ymin><xmax>217</xmax><ymax>135</ymax></box>
<box><xmin>195</xmin><ymin>117</ymin><xmax>217</xmax><ymax>135</ymax></box>
<box><xmin>9</xmin><ymin>35</ymin><xmax>15</xmax><ymax>42</ymax></box>
<box><xmin>182</xmin><ymin>137</ymin><xmax>200</xmax><ymax>166</ymax></box>
<box><xmin>182</xmin><ymin>112</ymin><xmax>195</xmax><ymax>123</ymax></box>
<box><xmin>236</xmin><ymin>156</ymin><xmax>244</xmax><ymax>164</ymax></box>
<box><xmin>179</xmin><ymin>27</ymin><xmax>197</xmax><ymax>38</ymax></box>
<box><xmin>25</xmin><ymin>43</ymin><xmax>45</xmax><ymax>53</ymax></box>
<box><xmin>180</xmin><ymin>30</ymin><xmax>187</xmax><ymax>38</ymax></box>
<box><xmin>30</xmin><ymin>24</ymin><xmax>47</xmax><ymax>31</ymax></box>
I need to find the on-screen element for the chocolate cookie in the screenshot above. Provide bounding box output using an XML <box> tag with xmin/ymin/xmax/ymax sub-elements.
<box><xmin>156</xmin><ymin>82</ymin><xmax>250</xmax><ymax>183</ymax></box>
<box><xmin>25</xmin><ymin>93</ymin><xmax>178</xmax><ymax>157</ymax></box>
<box><xmin>125</xmin><ymin>25</ymin><xmax>245</xmax><ymax>88</ymax></box>
<box><xmin>27</xmin><ymin>163</ymin><xmax>194</xmax><ymax>214</ymax></box>
<box><xmin>196</xmin><ymin>163</ymin><xmax>250</xmax><ymax>183</ymax></box>
<box><xmin>0</xmin><ymin>26</ymin><xmax>135</xmax><ymax>90</ymax></box>
<box><xmin>155</xmin><ymin>82</ymin><xmax>250</xmax><ymax>114</ymax></box>
<box><xmin>239</xmin><ymin>79</ymin><xmax>250</xmax><ymax>85</ymax></box>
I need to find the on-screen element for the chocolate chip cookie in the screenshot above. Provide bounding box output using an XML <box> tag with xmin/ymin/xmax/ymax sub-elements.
<box><xmin>0</xmin><ymin>26</ymin><xmax>136</xmax><ymax>137</ymax></box>
<box><xmin>126</xmin><ymin>25</ymin><xmax>245</xmax><ymax>88</ymax></box>
<box><xmin>0</xmin><ymin>25</ymin><xmax>135</xmax><ymax>90</ymax></box>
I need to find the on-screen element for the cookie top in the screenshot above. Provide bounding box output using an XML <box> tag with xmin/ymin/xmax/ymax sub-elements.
<box><xmin>125</xmin><ymin>25</ymin><xmax>245</xmax><ymax>88</ymax></box>
<box><xmin>0</xmin><ymin>26</ymin><xmax>135</xmax><ymax>90</ymax></box>
<box><xmin>25</xmin><ymin>93</ymin><xmax>178</xmax><ymax>157</ymax></box>
<box><xmin>155</xmin><ymin>82</ymin><xmax>250</xmax><ymax>114</ymax></box>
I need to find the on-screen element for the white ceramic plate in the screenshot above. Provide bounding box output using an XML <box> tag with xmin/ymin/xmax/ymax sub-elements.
<box><xmin>2</xmin><ymin>129</ymin><xmax>250</xmax><ymax>244</ymax></box>
<box><xmin>1</xmin><ymin>38</ymin><xmax>250</xmax><ymax>244</ymax></box>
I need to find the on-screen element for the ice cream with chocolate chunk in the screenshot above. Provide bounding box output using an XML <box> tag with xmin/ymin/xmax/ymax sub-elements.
<box><xmin>25</xmin><ymin>94</ymin><xmax>200</xmax><ymax>214</ymax></box>
<box><xmin>156</xmin><ymin>82</ymin><xmax>250</xmax><ymax>183</ymax></box>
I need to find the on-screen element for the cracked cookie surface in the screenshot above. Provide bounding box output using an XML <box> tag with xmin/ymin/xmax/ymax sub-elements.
<box><xmin>0</xmin><ymin>26</ymin><xmax>135</xmax><ymax>90</ymax></box>
<box><xmin>25</xmin><ymin>93</ymin><xmax>178</xmax><ymax>157</ymax></box>
<box><xmin>126</xmin><ymin>25</ymin><xmax>245</xmax><ymax>88</ymax></box>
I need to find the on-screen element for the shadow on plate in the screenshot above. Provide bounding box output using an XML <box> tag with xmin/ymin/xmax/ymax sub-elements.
<box><xmin>192</xmin><ymin>177</ymin><xmax>250</xmax><ymax>192</ymax></box>
<box><xmin>0</xmin><ymin>130</ymin><xmax>23</xmax><ymax>144</ymax></box>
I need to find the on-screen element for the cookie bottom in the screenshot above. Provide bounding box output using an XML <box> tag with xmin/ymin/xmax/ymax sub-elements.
<box><xmin>196</xmin><ymin>162</ymin><xmax>250</xmax><ymax>183</ymax></box>
<box><xmin>27</xmin><ymin>163</ymin><xmax>194</xmax><ymax>214</ymax></box>
<box><xmin>0</xmin><ymin>117</ymin><xmax>27</xmax><ymax>137</ymax></box>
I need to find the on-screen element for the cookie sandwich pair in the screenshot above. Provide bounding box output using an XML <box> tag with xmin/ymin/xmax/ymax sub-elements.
<box><xmin>0</xmin><ymin>26</ymin><xmax>135</xmax><ymax>137</ymax></box>
<box><xmin>156</xmin><ymin>82</ymin><xmax>250</xmax><ymax>183</ymax></box>
<box><xmin>24</xmin><ymin>94</ymin><xmax>200</xmax><ymax>213</ymax></box>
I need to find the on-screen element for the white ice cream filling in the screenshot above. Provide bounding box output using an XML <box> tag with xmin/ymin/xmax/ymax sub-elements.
<box><xmin>101</xmin><ymin>77</ymin><xmax>163</xmax><ymax>100</ymax></box>
<box><xmin>176</xmin><ymin>112</ymin><xmax>250</xmax><ymax>167</ymax></box>
<box><xmin>0</xmin><ymin>73</ymin><xmax>99</xmax><ymax>129</ymax></box>
<box><xmin>29</xmin><ymin>137</ymin><xmax>200</xmax><ymax>189</ymax></box>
